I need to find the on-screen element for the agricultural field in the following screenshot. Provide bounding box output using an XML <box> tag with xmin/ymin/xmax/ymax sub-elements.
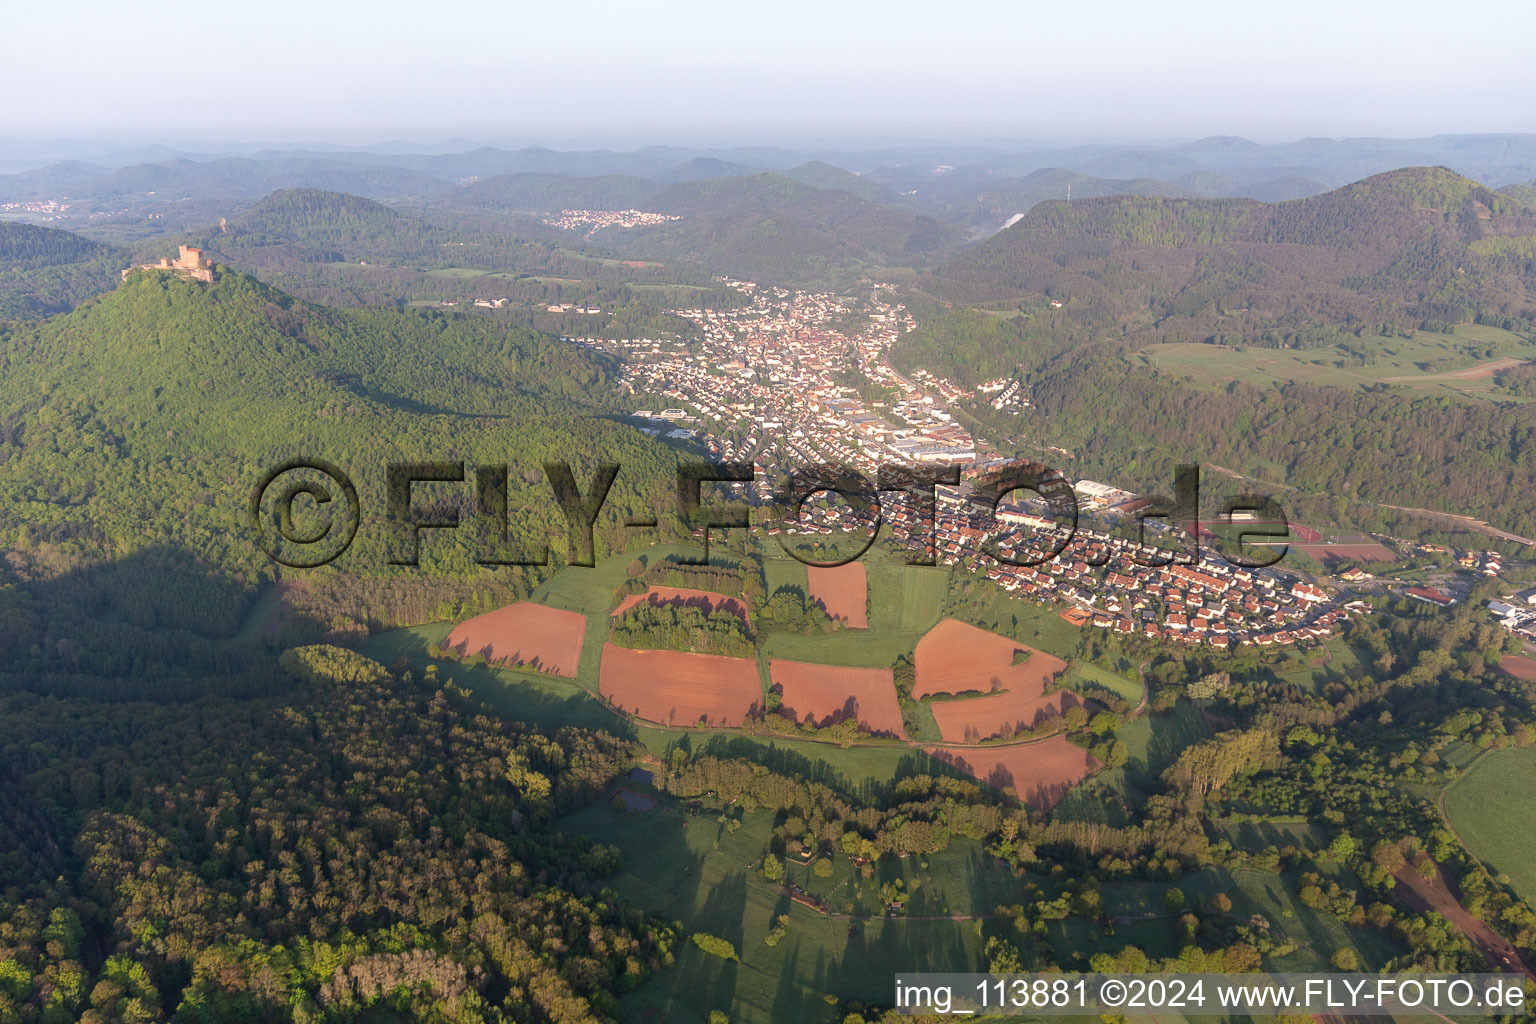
<box><xmin>599</xmin><ymin>644</ymin><xmax>764</xmax><ymax>727</ymax></box>
<box><xmin>1136</xmin><ymin>324</ymin><xmax>1536</xmax><ymax>402</ymax></box>
<box><xmin>913</xmin><ymin>618</ymin><xmax>1066</xmax><ymax>699</ymax></box>
<box><xmin>1443</xmin><ymin>746</ymin><xmax>1536</xmax><ymax>905</ymax></box>
<box><xmin>443</xmin><ymin>601</ymin><xmax>587</xmax><ymax>677</ymax></box>
<box><xmin>806</xmin><ymin>561</ymin><xmax>869</xmax><ymax>628</ymax></box>
<box><xmin>925</xmin><ymin>736</ymin><xmax>1098</xmax><ymax>808</ymax></box>
<box><xmin>755</xmin><ymin>556</ymin><xmax>948</xmax><ymax>668</ymax></box>
<box><xmin>1500</xmin><ymin>655</ymin><xmax>1536</xmax><ymax>681</ymax></box>
<box><xmin>363</xmin><ymin>544</ymin><xmax>1139</xmax><ymax>810</ymax></box>
<box><xmin>927</xmin><ymin>684</ymin><xmax>1080</xmax><ymax>744</ymax></box>
<box><xmin>769</xmin><ymin>659</ymin><xmax>905</xmax><ymax>737</ymax></box>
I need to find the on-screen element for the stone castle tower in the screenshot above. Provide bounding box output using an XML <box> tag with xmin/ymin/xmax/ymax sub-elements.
<box><xmin>123</xmin><ymin>245</ymin><xmax>215</xmax><ymax>283</ymax></box>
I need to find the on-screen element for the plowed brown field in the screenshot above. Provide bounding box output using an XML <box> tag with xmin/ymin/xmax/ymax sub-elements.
<box><xmin>926</xmin><ymin>738</ymin><xmax>1097</xmax><ymax>809</ymax></box>
<box><xmin>598</xmin><ymin>644</ymin><xmax>762</xmax><ymax>727</ymax></box>
<box><xmin>1501</xmin><ymin>655</ymin><xmax>1536</xmax><ymax>680</ymax></box>
<box><xmin>769</xmin><ymin>659</ymin><xmax>903</xmax><ymax>737</ymax></box>
<box><xmin>444</xmin><ymin>602</ymin><xmax>586</xmax><ymax>677</ymax></box>
<box><xmin>929</xmin><ymin>686</ymin><xmax>1081</xmax><ymax>743</ymax></box>
<box><xmin>807</xmin><ymin>562</ymin><xmax>868</xmax><ymax>628</ymax></box>
<box><xmin>915</xmin><ymin>618</ymin><xmax>1063</xmax><ymax>697</ymax></box>
<box><xmin>914</xmin><ymin>618</ymin><xmax>1071</xmax><ymax>742</ymax></box>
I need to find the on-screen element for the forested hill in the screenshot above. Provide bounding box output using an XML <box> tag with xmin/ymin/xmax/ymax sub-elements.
<box><xmin>778</xmin><ymin>160</ymin><xmax>902</xmax><ymax>205</ymax></box>
<box><xmin>185</xmin><ymin>188</ymin><xmax>476</xmax><ymax>266</ymax></box>
<box><xmin>0</xmin><ymin>642</ymin><xmax>677</xmax><ymax>1022</ymax></box>
<box><xmin>893</xmin><ymin>168</ymin><xmax>1536</xmax><ymax>541</ymax></box>
<box><xmin>201</xmin><ymin>188</ymin><xmax>423</xmax><ymax>247</ymax></box>
<box><xmin>442</xmin><ymin>172</ymin><xmax>666</xmax><ymax>214</ymax></box>
<box><xmin>0</xmin><ymin>270</ymin><xmax>678</xmax><ymax>682</ymax></box>
<box><xmin>1502</xmin><ymin>180</ymin><xmax>1536</xmax><ymax>208</ymax></box>
<box><xmin>0</xmin><ymin>220</ymin><xmax>124</xmax><ymax>317</ymax></box>
<box><xmin>605</xmin><ymin>172</ymin><xmax>967</xmax><ymax>282</ymax></box>
<box><xmin>961</xmin><ymin>167</ymin><xmax>1325</xmax><ymax>228</ymax></box>
<box><xmin>920</xmin><ymin>166</ymin><xmax>1536</xmax><ymax>346</ymax></box>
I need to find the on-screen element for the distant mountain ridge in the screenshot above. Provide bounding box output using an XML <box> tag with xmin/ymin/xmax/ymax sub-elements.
<box><xmin>922</xmin><ymin>167</ymin><xmax>1536</xmax><ymax>342</ymax></box>
<box><xmin>600</xmin><ymin>172</ymin><xmax>967</xmax><ymax>280</ymax></box>
<box><xmin>7</xmin><ymin>133</ymin><xmax>1536</xmax><ymax>244</ymax></box>
<box><xmin>444</xmin><ymin>173</ymin><xmax>666</xmax><ymax>213</ymax></box>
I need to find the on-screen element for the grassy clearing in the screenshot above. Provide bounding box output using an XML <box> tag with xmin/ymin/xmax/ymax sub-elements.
<box><xmin>1443</xmin><ymin>745</ymin><xmax>1536</xmax><ymax>905</ymax></box>
<box><xmin>866</xmin><ymin>559</ymin><xmax>949</xmax><ymax>632</ymax></box>
<box><xmin>1137</xmin><ymin>325</ymin><xmax>1536</xmax><ymax>403</ymax></box>
<box><xmin>756</xmin><ymin>553</ymin><xmax>947</xmax><ymax>669</ymax></box>
<box><xmin>1273</xmin><ymin>636</ymin><xmax>1365</xmax><ymax>695</ymax></box>
<box><xmin>1063</xmin><ymin>662</ymin><xmax>1143</xmax><ymax>705</ymax></box>
<box><xmin>942</xmin><ymin>583</ymin><xmax>1087</xmax><ymax>661</ymax></box>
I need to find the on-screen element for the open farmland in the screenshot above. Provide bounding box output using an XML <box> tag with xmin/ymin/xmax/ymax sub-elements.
<box><xmin>598</xmin><ymin>644</ymin><xmax>763</xmax><ymax>726</ymax></box>
<box><xmin>611</xmin><ymin>585</ymin><xmax>753</xmax><ymax>624</ymax></box>
<box><xmin>768</xmin><ymin>659</ymin><xmax>904</xmax><ymax>737</ymax></box>
<box><xmin>806</xmin><ymin>561</ymin><xmax>868</xmax><ymax>628</ymax></box>
<box><xmin>442</xmin><ymin>602</ymin><xmax>587</xmax><ymax>677</ymax></box>
<box><xmin>914</xmin><ymin>618</ymin><xmax>1038</xmax><ymax>697</ymax></box>
<box><xmin>925</xmin><ymin>737</ymin><xmax>1098</xmax><ymax>809</ymax></box>
<box><xmin>929</xmin><ymin>684</ymin><xmax>1082</xmax><ymax>743</ymax></box>
<box><xmin>1444</xmin><ymin>745</ymin><xmax>1536</xmax><ymax>907</ymax></box>
<box><xmin>911</xmin><ymin>619</ymin><xmax>1073</xmax><ymax>741</ymax></box>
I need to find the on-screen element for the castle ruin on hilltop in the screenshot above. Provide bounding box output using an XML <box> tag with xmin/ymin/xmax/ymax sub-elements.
<box><xmin>122</xmin><ymin>245</ymin><xmax>215</xmax><ymax>283</ymax></box>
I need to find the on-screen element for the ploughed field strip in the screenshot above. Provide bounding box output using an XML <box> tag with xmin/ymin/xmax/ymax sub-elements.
<box><xmin>914</xmin><ymin>617</ymin><xmax>1074</xmax><ymax>742</ymax></box>
<box><xmin>443</xmin><ymin>602</ymin><xmax>587</xmax><ymax>678</ymax></box>
<box><xmin>925</xmin><ymin>738</ymin><xmax>1098</xmax><ymax>810</ymax></box>
<box><xmin>768</xmin><ymin>658</ymin><xmax>905</xmax><ymax>737</ymax></box>
<box><xmin>806</xmin><ymin>561</ymin><xmax>868</xmax><ymax>628</ymax></box>
<box><xmin>1501</xmin><ymin>655</ymin><xmax>1536</xmax><ymax>681</ymax></box>
<box><xmin>598</xmin><ymin>643</ymin><xmax>763</xmax><ymax>727</ymax></box>
<box><xmin>611</xmin><ymin>585</ymin><xmax>753</xmax><ymax>624</ymax></box>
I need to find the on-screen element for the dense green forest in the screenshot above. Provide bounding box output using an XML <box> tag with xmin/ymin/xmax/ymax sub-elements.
<box><xmin>0</xmin><ymin>270</ymin><xmax>682</xmax><ymax>685</ymax></box>
<box><xmin>0</xmin><ymin>644</ymin><xmax>677</xmax><ymax>1024</ymax></box>
<box><xmin>1022</xmin><ymin>347</ymin><xmax>1536</xmax><ymax>536</ymax></box>
<box><xmin>0</xmin><ymin>223</ymin><xmax>123</xmax><ymax>318</ymax></box>
<box><xmin>180</xmin><ymin>189</ymin><xmax>564</xmax><ymax>277</ymax></box>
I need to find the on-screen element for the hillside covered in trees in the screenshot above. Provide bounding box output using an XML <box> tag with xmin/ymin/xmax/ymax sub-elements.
<box><xmin>0</xmin><ymin>642</ymin><xmax>677</xmax><ymax>1024</ymax></box>
<box><xmin>0</xmin><ymin>269</ymin><xmax>680</xmax><ymax>687</ymax></box>
<box><xmin>892</xmin><ymin>168</ymin><xmax>1536</xmax><ymax>538</ymax></box>
<box><xmin>917</xmin><ymin>167</ymin><xmax>1536</xmax><ymax>346</ymax></box>
<box><xmin>0</xmin><ymin>222</ymin><xmax>123</xmax><ymax>318</ymax></box>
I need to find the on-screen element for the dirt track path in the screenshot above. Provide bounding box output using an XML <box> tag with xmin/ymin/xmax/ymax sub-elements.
<box><xmin>1392</xmin><ymin>853</ymin><xmax>1533</xmax><ymax>979</ymax></box>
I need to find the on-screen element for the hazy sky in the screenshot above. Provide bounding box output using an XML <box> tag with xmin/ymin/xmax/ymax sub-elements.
<box><xmin>9</xmin><ymin>0</ymin><xmax>1534</xmax><ymax>144</ymax></box>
